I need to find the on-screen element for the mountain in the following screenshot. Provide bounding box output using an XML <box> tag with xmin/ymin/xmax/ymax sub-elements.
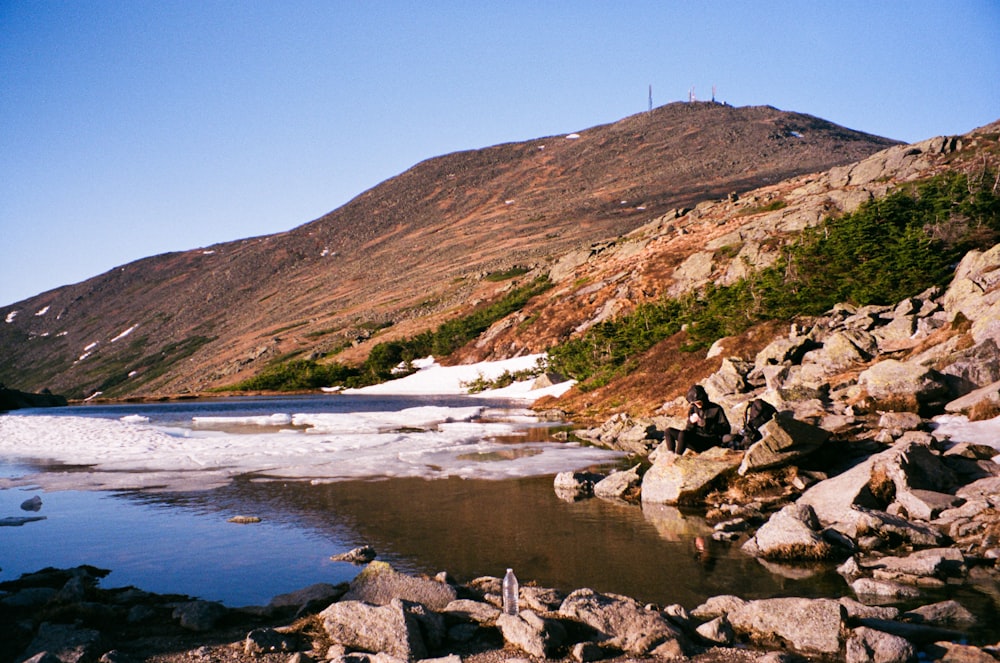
<box><xmin>1</xmin><ymin>102</ymin><xmax>901</xmax><ymax>399</ymax></box>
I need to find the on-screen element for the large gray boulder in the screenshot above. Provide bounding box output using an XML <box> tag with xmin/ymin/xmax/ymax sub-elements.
<box><xmin>942</xmin><ymin>244</ymin><xmax>1000</xmax><ymax>343</ymax></box>
<box><xmin>727</xmin><ymin>597</ymin><xmax>846</xmax><ymax>656</ymax></box>
<box><xmin>857</xmin><ymin>359</ymin><xmax>949</xmax><ymax>411</ymax></box>
<box><xmin>320</xmin><ymin>598</ymin><xmax>440</xmax><ymax>661</ymax></box>
<box><xmin>342</xmin><ymin>561</ymin><xmax>457</xmax><ymax>611</ymax></box>
<box><xmin>593</xmin><ymin>464</ymin><xmax>641</xmax><ymax>500</ymax></box>
<box><xmin>558</xmin><ymin>588</ymin><xmax>688</xmax><ymax>656</ymax></box>
<box><xmin>797</xmin><ymin>455</ymin><xmax>880</xmax><ymax>525</ymax></box>
<box><xmin>640</xmin><ymin>447</ymin><xmax>743</xmax><ymax>505</ymax></box>
<box><xmin>845</xmin><ymin>626</ymin><xmax>916</xmax><ymax>663</ymax></box>
<box><xmin>801</xmin><ymin>329</ymin><xmax>877</xmax><ymax>373</ymax></box>
<box><xmin>738</xmin><ymin>415</ymin><xmax>830</xmax><ymax>475</ymax></box>
<box><xmin>940</xmin><ymin>339</ymin><xmax>1000</xmax><ymax>396</ymax></box>
<box><xmin>944</xmin><ymin>379</ymin><xmax>1000</xmax><ymax>415</ymax></box>
<box><xmin>741</xmin><ymin>503</ymin><xmax>831</xmax><ymax>560</ymax></box>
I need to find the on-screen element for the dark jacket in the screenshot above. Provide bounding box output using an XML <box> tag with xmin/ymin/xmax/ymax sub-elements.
<box><xmin>684</xmin><ymin>398</ymin><xmax>730</xmax><ymax>440</ymax></box>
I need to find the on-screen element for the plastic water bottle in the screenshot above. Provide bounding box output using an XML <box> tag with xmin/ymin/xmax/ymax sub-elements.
<box><xmin>502</xmin><ymin>568</ymin><xmax>519</xmax><ymax>615</ymax></box>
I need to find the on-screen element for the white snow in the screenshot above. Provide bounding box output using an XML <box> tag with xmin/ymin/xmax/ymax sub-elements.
<box><xmin>931</xmin><ymin>414</ymin><xmax>1000</xmax><ymax>460</ymax></box>
<box><xmin>5</xmin><ymin>310</ymin><xmax>17</xmax><ymax>323</ymax></box>
<box><xmin>0</xmin><ymin>355</ymin><xmax>614</xmax><ymax>492</ymax></box>
<box><xmin>346</xmin><ymin>354</ymin><xmax>575</xmax><ymax>401</ymax></box>
<box><xmin>84</xmin><ymin>341</ymin><xmax>99</xmax><ymax>351</ymax></box>
<box><xmin>35</xmin><ymin>306</ymin><xmax>50</xmax><ymax>316</ymax></box>
<box><xmin>111</xmin><ymin>325</ymin><xmax>137</xmax><ymax>342</ymax></box>
<box><xmin>565</xmin><ymin>133</ymin><xmax>581</xmax><ymax>139</ymax></box>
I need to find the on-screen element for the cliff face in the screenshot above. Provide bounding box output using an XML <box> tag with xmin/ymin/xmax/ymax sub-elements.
<box><xmin>0</xmin><ymin>102</ymin><xmax>902</xmax><ymax>399</ymax></box>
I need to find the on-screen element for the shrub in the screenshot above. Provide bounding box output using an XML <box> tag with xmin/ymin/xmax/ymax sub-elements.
<box><xmin>548</xmin><ymin>170</ymin><xmax>1000</xmax><ymax>387</ymax></box>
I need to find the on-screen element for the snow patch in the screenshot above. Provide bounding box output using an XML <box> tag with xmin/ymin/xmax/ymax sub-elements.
<box><xmin>35</xmin><ymin>306</ymin><xmax>50</xmax><ymax>316</ymax></box>
<box><xmin>111</xmin><ymin>325</ymin><xmax>137</xmax><ymax>342</ymax></box>
<box><xmin>5</xmin><ymin>311</ymin><xmax>18</xmax><ymax>323</ymax></box>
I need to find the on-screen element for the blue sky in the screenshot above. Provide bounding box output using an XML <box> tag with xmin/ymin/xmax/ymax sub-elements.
<box><xmin>2</xmin><ymin>1</ymin><xmax>998</xmax><ymax>307</ymax></box>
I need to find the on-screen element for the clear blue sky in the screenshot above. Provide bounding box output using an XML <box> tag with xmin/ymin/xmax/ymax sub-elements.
<box><xmin>2</xmin><ymin>1</ymin><xmax>998</xmax><ymax>307</ymax></box>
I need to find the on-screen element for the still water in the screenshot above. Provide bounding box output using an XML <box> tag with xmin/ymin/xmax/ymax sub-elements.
<box><xmin>1</xmin><ymin>395</ymin><xmax>993</xmax><ymax>635</ymax></box>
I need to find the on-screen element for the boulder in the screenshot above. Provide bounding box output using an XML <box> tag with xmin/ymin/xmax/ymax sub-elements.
<box><xmin>18</xmin><ymin>623</ymin><xmax>103</xmax><ymax>663</ymax></box>
<box><xmin>320</xmin><ymin>598</ymin><xmax>438</xmax><ymax>661</ymax></box>
<box><xmin>754</xmin><ymin>335</ymin><xmax>816</xmax><ymax>369</ymax></box>
<box><xmin>331</xmin><ymin>545</ymin><xmax>377</xmax><ymax>564</ymax></box>
<box><xmin>342</xmin><ymin>561</ymin><xmax>457</xmax><ymax>611</ymax></box>
<box><xmin>868</xmin><ymin>547</ymin><xmax>966</xmax><ymax>582</ymax></box>
<box><xmin>839</xmin><ymin>507</ymin><xmax>946</xmax><ymax>548</ymax></box>
<box><xmin>640</xmin><ymin>447</ymin><xmax>743</xmax><ymax>505</ymax></box>
<box><xmin>496</xmin><ymin>611</ymin><xmax>566</xmax><ymax>658</ymax></box>
<box><xmin>892</xmin><ymin>488</ymin><xmax>964</xmax><ymax>521</ymax></box>
<box><xmin>940</xmin><ymin>339</ymin><xmax>1000</xmax><ymax>396</ymax></box>
<box><xmin>575</xmin><ymin>413</ymin><xmax>660</xmax><ymax>454</ymax></box>
<box><xmin>742</xmin><ymin>503</ymin><xmax>831</xmax><ymax>560</ymax></box>
<box><xmin>442</xmin><ymin>599</ymin><xmax>500</xmax><ymax>625</ymax></box>
<box><xmin>553</xmin><ymin>471</ymin><xmax>602</xmax><ymax>501</ymax></box>
<box><xmin>727</xmin><ymin>597</ymin><xmax>846</xmax><ymax>655</ymax></box>
<box><xmin>738</xmin><ymin>415</ymin><xmax>830</xmax><ymax>474</ymax></box>
<box><xmin>690</xmin><ymin>594</ymin><xmax>747</xmax><ymax>621</ymax></box>
<box><xmin>851</xmin><ymin>578</ymin><xmax>922</xmax><ymax>600</ymax></box>
<box><xmin>872</xmin><ymin>314</ymin><xmax>917</xmax><ymax>351</ymax></box>
<box><xmin>902</xmin><ymin>599</ymin><xmax>977</xmax><ymax>627</ymax></box>
<box><xmin>942</xmin><ymin>244</ymin><xmax>1000</xmax><ymax>343</ymax></box>
<box><xmin>845</xmin><ymin>626</ymin><xmax>916</xmax><ymax>663</ymax></box>
<box><xmin>593</xmin><ymin>464</ymin><xmax>641</xmax><ymax>500</ymax></box>
<box><xmin>695</xmin><ymin>616</ymin><xmax>735</xmax><ymax>645</ymax></box>
<box><xmin>558</xmin><ymin>588</ymin><xmax>687</xmax><ymax>656</ymax></box>
<box><xmin>171</xmin><ymin>600</ymin><xmax>228</xmax><ymax>632</ymax></box>
<box><xmin>944</xmin><ymin>379</ymin><xmax>1000</xmax><ymax>415</ymax></box>
<box><xmin>858</xmin><ymin>359</ymin><xmax>950</xmax><ymax>411</ymax></box>
<box><xmin>801</xmin><ymin>329</ymin><xmax>876</xmax><ymax>373</ymax></box>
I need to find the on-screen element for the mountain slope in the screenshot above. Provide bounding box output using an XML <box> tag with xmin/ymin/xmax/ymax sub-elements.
<box><xmin>0</xmin><ymin>102</ymin><xmax>899</xmax><ymax>399</ymax></box>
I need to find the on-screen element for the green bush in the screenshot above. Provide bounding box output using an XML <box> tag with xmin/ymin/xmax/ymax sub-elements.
<box><xmin>549</xmin><ymin>170</ymin><xmax>1000</xmax><ymax>386</ymax></box>
<box><xmin>228</xmin><ymin>276</ymin><xmax>552</xmax><ymax>392</ymax></box>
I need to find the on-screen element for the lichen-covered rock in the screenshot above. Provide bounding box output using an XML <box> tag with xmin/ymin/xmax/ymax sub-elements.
<box><xmin>342</xmin><ymin>561</ymin><xmax>457</xmax><ymax>611</ymax></box>
<box><xmin>727</xmin><ymin>597</ymin><xmax>845</xmax><ymax>655</ymax></box>
<box><xmin>558</xmin><ymin>588</ymin><xmax>688</xmax><ymax>656</ymax></box>
<box><xmin>738</xmin><ymin>415</ymin><xmax>830</xmax><ymax>474</ymax></box>
<box><xmin>640</xmin><ymin>447</ymin><xmax>743</xmax><ymax>505</ymax></box>
<box><xmin>742</xmin><ymin>503</ymin><xmax>831</xmax><ymax>560</ymax></box>
<box><xmin>858</xmin><ymin>359</ymin><xmax>949</xmax><ymax>410</ymax></box>
<box><xmin>320</xmin><ymin>598</ymin><xmax>435</xmax><ymax>661</ymax></box>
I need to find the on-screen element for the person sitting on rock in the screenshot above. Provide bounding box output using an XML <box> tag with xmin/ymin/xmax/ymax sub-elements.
<box><xmin>663</xmin><ymin>384</ymin><xmax>731</xmax><ymax>455</ymax></box>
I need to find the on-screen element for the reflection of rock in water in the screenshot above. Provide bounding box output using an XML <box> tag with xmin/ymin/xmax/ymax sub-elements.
<box><xmin>20</xmin><ymin>495</ymin><xmax>42</xmax><ymax>511</ymax></box>
<box><xmin>641</xmin><ymin>502</ymin><xmax>712</xmax><ymax>542</ymax></box>
<box><xmin>755</xmin><ymin>557</ymin><xmax>824</xmax><ymax>580</ymax></box>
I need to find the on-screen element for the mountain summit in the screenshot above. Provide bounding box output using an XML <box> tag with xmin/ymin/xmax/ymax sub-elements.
<box><xmin>1</xmin><ymin>102</ymin><xmax>899</xmax><ymax>399</ymax></box>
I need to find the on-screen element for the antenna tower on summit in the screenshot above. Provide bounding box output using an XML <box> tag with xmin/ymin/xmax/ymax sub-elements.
<box><xmin>648</xmin><ymin>84</ymin><xmax>652</xmax><ymax>112</ymax></box>
<box><xmin>688</xmin><ymin>86</ymin><xmax>696</xmax><ymax>102</ymax></box>
<box><xmin>712</xmin><ymin>85</ymin><xmax>716</xmax><ymax>103</ymax></box>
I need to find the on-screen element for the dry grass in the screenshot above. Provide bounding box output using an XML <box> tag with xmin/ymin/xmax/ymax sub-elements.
<box><xmin>868</xmin><ymin>464</ymin><xmax>896</xmax><ymax>506</ymax></box>
<box><xmin>760</xmin><ymin>541</ymin><xmax>834</xmax><ymax>561</ymax></box>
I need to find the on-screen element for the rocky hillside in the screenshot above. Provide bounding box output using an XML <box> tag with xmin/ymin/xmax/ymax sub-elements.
<box><xmin>481</xmin><ymin>124</ymin><xmax>1000</xmax><ymax>422</ymax></box>
<box><xmin>0</xmin><ymin>102</ymin><xmax>898</xmax><ymax>399</ymax></box>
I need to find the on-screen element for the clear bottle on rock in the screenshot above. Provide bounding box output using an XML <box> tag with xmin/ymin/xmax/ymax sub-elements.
<box><xmin>502</xmin><ymin>568</ymin><xmax>519</xmax><ymax>615</ymax></box>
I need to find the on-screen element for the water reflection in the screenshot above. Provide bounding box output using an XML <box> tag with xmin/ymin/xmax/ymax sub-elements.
<box><xmin>126</xmin><ymin>474</ymin><xmax>847</xmax><ymax>608</ymax></box>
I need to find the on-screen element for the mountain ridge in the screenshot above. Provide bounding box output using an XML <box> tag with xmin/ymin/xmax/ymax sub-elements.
<box><xmin>1</xmin><ymin>102</ymin><xmax>904</xmax><ymax>398</ymax></box>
